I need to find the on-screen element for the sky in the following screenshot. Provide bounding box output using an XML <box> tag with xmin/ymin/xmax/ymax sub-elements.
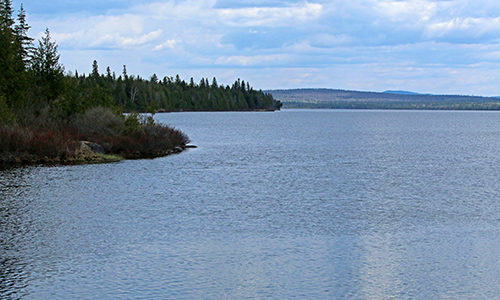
<box><xmin>11</xmin><ymin>0</ymin><xmax>500</xmax><ymax>95</ymax></box>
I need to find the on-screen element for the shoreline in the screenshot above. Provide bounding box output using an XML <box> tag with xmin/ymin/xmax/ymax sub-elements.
<box><xmin>128</xmin><ymin>108</ymin><xmax>280</xmax><ymax>113</ymax></box>
<box><xmin>0</xmin><ymin>144</ymin><xmax>197</xmax><ymax>170</ymax></box>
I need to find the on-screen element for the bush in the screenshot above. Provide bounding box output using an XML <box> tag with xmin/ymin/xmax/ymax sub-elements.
<box><xmin>0</xmin><ymin>125</ymin><xmax>78</xmax><ymax>162</ymax></box>
<box><xmin>71</xmin><ymin>107</ymin><xmax>190</xmax><ymax>158</ymax></box>
<box><xmin>101</xmin><ymin>115</ymin><xmax>190</xmax><ymax>158</ymax></box>
<box><xmin>1</xmin><ymin>107</ymin><xmax>190</xmax><ymax>165</ymax></box>
<box><xmin>72</xmin><ymin>107</ymin><xmax>124</xmax><ymax>138</ymax></box>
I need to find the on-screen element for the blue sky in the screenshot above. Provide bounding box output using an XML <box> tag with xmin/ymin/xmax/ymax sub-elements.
<box><xmin>11</xmin><ymin>0</ymin><xmax>500</xmax><ymax>95</ymax></box>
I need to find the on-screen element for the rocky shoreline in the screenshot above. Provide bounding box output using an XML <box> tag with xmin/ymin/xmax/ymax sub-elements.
<box><xmin>0</xmin><ymin>141</ymin><xmax>197</xmax><ymax>169</ymax></box>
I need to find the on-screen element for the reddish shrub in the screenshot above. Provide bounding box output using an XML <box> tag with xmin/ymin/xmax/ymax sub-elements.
<box><xmin>0</xmin><ymin>126</ymin><xmax>78</xmax><ymax>162</ymax></box>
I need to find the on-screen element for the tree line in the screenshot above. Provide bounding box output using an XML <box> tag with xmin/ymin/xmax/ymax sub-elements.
<box><xmin>0</xmin><ymin>0</ymin><xmax>281</xmax><ymax>125</ymax></box>
<box><xmin>74</xmin><ymin>62</ymin><xmax>282</xmax><ymax>114</ymax></box>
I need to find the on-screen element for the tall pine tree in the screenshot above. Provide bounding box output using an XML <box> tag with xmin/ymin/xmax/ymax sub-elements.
<box><xmin>14</xmin><ymin>4</ymin><xmax>33</xmax><ymax>64</ymax></box>
<box><xmin>30</xmin><ymin>28</ymin><xmax>64</xmax><ymax>104</ymax></box>
<box><xmin>0</xmin><ymin>0</ymin><xmax>27</xmax><ymax>112</ymax></box>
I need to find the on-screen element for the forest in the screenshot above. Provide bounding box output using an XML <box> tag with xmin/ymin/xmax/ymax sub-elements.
<box><xmin>0</xmin><ymin>1</ymin><xmax>280</xmax><ymax>166</ymax></box>
<box><xmin>270</xmin><ymin>89</ymin><xmax>500</xmax><ymax>110</ymax></box>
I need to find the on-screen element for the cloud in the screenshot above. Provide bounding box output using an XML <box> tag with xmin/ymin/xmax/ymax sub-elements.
<box><xmin>215</xmin><ymin>54</ymin><xmax>291</xmax><ymax>66</ymax></box>
<box><xmin>374</xmin><ymin>0</ymin><xmax>438</xmax><ymax>23</ymax></box>
<box><xmin>154</xmin><ymin>39</ymin><xmax>178</xmax><ymax>51</ymax></box>
<box><xmin>121</xmin><ymin>30</ymin><xmax>163</xmax><ymax>46</ymax></box>
<box><xmin>425</xmin><ymin>17</ymin><xmax>500</xmax><ymax>42</ymax></box>
<box><xmin>17</xmin><ymin>0</ymin><xmax>500</xmax><ymax>95</ymax></box>
<box><xmin>217</xmin><ymin>2</ymin><xmax>323</xmax><ymax>26</ymax></box>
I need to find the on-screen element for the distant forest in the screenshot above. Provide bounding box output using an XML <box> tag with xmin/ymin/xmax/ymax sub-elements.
<box><xmin>73</xmin><ymin>62</ymin><xmax>282</xmax><ymax>114</ymax></box>
<box><xmin>270</xmin><ymin>89</ymin><xmax>500</xmax><ymax>110</ymax></box>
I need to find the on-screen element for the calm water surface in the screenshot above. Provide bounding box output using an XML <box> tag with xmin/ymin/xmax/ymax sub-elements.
<box><xmin>1</xmin><ymin>109</ymin><xmax>499</xmax><ymax>299</ymax></box>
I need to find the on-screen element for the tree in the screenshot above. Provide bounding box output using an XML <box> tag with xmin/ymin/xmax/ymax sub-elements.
<box><xmin>0</xmin><ymin>0</ymin><xmax>14</xmax><ymax>28</ymax></box>
<box><xmin>122</xmin><ymin>65</ymin><xmax>128</xmax><ymax>79</ymax></box>
<box><xmin>106</xmin><ymin>66</ymin><xmax>112</xmax><ymax>79</ymax></box>
<box><xmin>150</xmin><ymin>73</ymin><xmax>158</xmax><ymax>84</ymax></box>
<box><xmin>14</xmin><ymin>4</ymin><xmax>33</xmax><ymax>64</ymax></box>
<box><xmin>0</xmin><ymin>93</ymin><xmax>14</xmax><ymax>123</ymax></box>
<box><xmin>0</xmin><ymin>0</ymin><xmax>27</xmax><ymax>110</ymax></box>
<box><xmin>91</xmin><ymin>60</ymin><xmax>99</xmax><ymax>78</ymax></box>
<box><xmin>30</xmin><ymin>28</ymin><xmax>64</xmax><ymax>103</ymax></box>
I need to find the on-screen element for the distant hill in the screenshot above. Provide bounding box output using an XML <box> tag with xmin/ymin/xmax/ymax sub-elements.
<box><xmin>267</xmin><ymin>88</ymin><xmax>500</xmax><ymax>110</ymax></box>
<box><xmin>383</xmin><ymin>90</ymin><xmax>421</xmax><ymax>95</ymax></box>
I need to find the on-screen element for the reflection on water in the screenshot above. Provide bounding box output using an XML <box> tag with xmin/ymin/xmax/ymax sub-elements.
<box><xmin>1</xmin><ymin>110</ymin><xmax>499</xmax><ymax>298</ymax></box>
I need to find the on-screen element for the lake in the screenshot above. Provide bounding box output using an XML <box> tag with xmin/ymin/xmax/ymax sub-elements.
<box><xmin>1</xmin><ymin>109</ymin><xmax>499</xmax><ymax>299</ymax></box>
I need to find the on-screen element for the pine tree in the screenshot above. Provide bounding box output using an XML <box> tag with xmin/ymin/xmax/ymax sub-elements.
<box><xmin>122</xmin><ymin>65</ymin><xmax>128</xmax><ymax>79</ymax></box>
<box><xmin>106</xmin><ymin>66</ymin><xmax>112</xmax><ymax>79</ymax></box>
<box><xmin>30</xmin><ymin>28</ymin><xmax>64</xmax><ymax>103</ymax></box>
<box><xmin>0</xmin><ymin>0</ymin><xmax>27</xmax><ymax>110</ymax></box>
<box><xmin>14</xmin><ymin>4</ymin><xmax>33</xmax><ymax>64</ymax></box>
<box><xmin>0</xmin><ymin>0</ymin><xmax>14</xmax><ymax>28</ymax></box>
<box><xmin>150</xmin><ymin>73</ymin><xmax>158</xmax><ymax>84</ymax></box>
<box><xmin>91</xmin><ymin>60</ymin><xmax>99</xmax><ymax>78</ymax></box>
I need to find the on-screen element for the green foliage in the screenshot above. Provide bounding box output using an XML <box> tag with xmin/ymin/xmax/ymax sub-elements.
<box><xmin>0</xmin><ymin>0</ymin><xmax>14</xmax><ymax>28</ymax></box>
<box><xmin>0</xmin><ymin>93</ymin><xmax>14</xmax><ymax>123</ymax></box>
<box><xmin>72</xmin><ymin>107</ymin><xmax>124</xmax><ymax>138</ymax></box>
<box><xmin>124</xmin><ymin>112</ymin><xmax>141</xmax><ymax>133</ymax></box>
<box><xmin>73</xmin><ymin>63</ymin><xmax>282</xmax><ymax>112</ymax></box>
<box><xmin>0</xmin><ymin>0</ymin><xmax>27</xmax><ymax>110</ymax></box>
<box><xmin>14</xmin><ymin>4</ymin><xmax>33</xmax><ymax>64</ymax></box>
<box><xmin>30</xmin><ymin>28</ymin><xmax>64</xmax><ymax>103</ymax></box>
<box><xmin>70</xmin><ymin>107</ymin><xmax>190</xmax><ymax>159</ymax></box>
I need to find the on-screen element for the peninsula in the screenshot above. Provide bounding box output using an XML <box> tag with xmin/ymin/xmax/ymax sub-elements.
<box><xmin>0</xmin><ymin>2</ymin><xmax>281</xmax><ymax>167</ymax></box>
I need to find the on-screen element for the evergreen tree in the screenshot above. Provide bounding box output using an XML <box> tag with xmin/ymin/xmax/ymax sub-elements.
<box><xmin>106</xmin><ymin>66</ymin><xmax>112</xmax><ymax>79</ymax></box>
<box><xmin>14</xmin><ymin>4</ymin><xmax>32</xmax><ymax>64</ymax></box>
<box><xmin>122</xmin><ymin>65</ymin><xmax>128</xmax><ymax>79</ymax></box>
<box><xmin>150</xmin><ymin>73</ymin><xmax>158</xmax><ymax>84</ymax></box>
<box><xmin>91</xmin><ymin>60</ymin><xmax>99</xmax><ymax>78</ymax></box>
<box><xmin>0</xmin><ymin>0</ymin><xmax>14</xmax><ymax>28</ymax></box>
<box><xmin>0</xmin><ymin>0</ymin><xmax>27</xmax><ymax>110</ymax></box>
<box><xmin>0</xmin><ymin>92</ymin><xmax>14</xmax><ymax>123</ymax></box>
<box><xmin>30</xmin><ymin>28</ymin><xmax>64</xmax><ymax>103</ymax></box>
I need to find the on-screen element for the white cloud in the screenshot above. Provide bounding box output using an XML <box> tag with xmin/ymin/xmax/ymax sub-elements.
<box><xmin>215</xmin><ymin>54</ymin><xmax>290</xmax><ymax>66</ymax></box>
<box><xmin>24</xmin><ymin>0</ymin><xmax>500</xmax><ymax>95</ymax></box>
<box><xmin>217</xmin><ymin>2</ymin><xmax>323</xmax><ymax>26</ymax></box>
<box><xmin>374</xmin><ymin>0</ymin><xmax>438</xmax><ymax>23</ymax></box>
<box><xmin>154</xmin><ymin>39</ymin><xmax>178</xmax><ymax>51</ymax></box>
<box><xmin>121</xmin><ymin>30</ymin><xmax>163</xmax><ymax>46</ymax></box>
<box><xmin>426</xmin><ymin>17</ymin><xmax>500</xmax><ymax>39</ymax></box>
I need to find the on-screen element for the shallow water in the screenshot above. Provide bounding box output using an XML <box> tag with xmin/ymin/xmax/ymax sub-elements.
<box><xmin>1</xmin><ymin>109</ymin><xmax>499</xmax><ymax>298</ymax></box>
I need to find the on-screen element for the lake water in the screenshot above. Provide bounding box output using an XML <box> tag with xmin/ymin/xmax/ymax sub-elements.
<box><xmin>1</xmin><ymin>109</ymin><xmax>499</xmax><ymax>299</ymax></box>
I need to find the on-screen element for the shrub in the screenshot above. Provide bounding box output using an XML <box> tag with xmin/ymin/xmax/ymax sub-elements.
<box><xmin>1</xmin><ymin>106</ymin><xmax>190</xmax><ymax>165</ymax></box>
<box><xmin>72</xmin><ymin>107</ymin><xmax>125</xmax><ymax>138</ymax></box>
<box><xmin>0</xmin><ymin>125</ymin><xmax>78</xmax><ymax>162</ymax></box>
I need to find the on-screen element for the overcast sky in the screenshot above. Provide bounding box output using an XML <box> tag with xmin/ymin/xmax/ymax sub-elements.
<box><xmin>11</xmin><ymin>0</ymin><xmax>500</xmax><ymax>95</ymax></box>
